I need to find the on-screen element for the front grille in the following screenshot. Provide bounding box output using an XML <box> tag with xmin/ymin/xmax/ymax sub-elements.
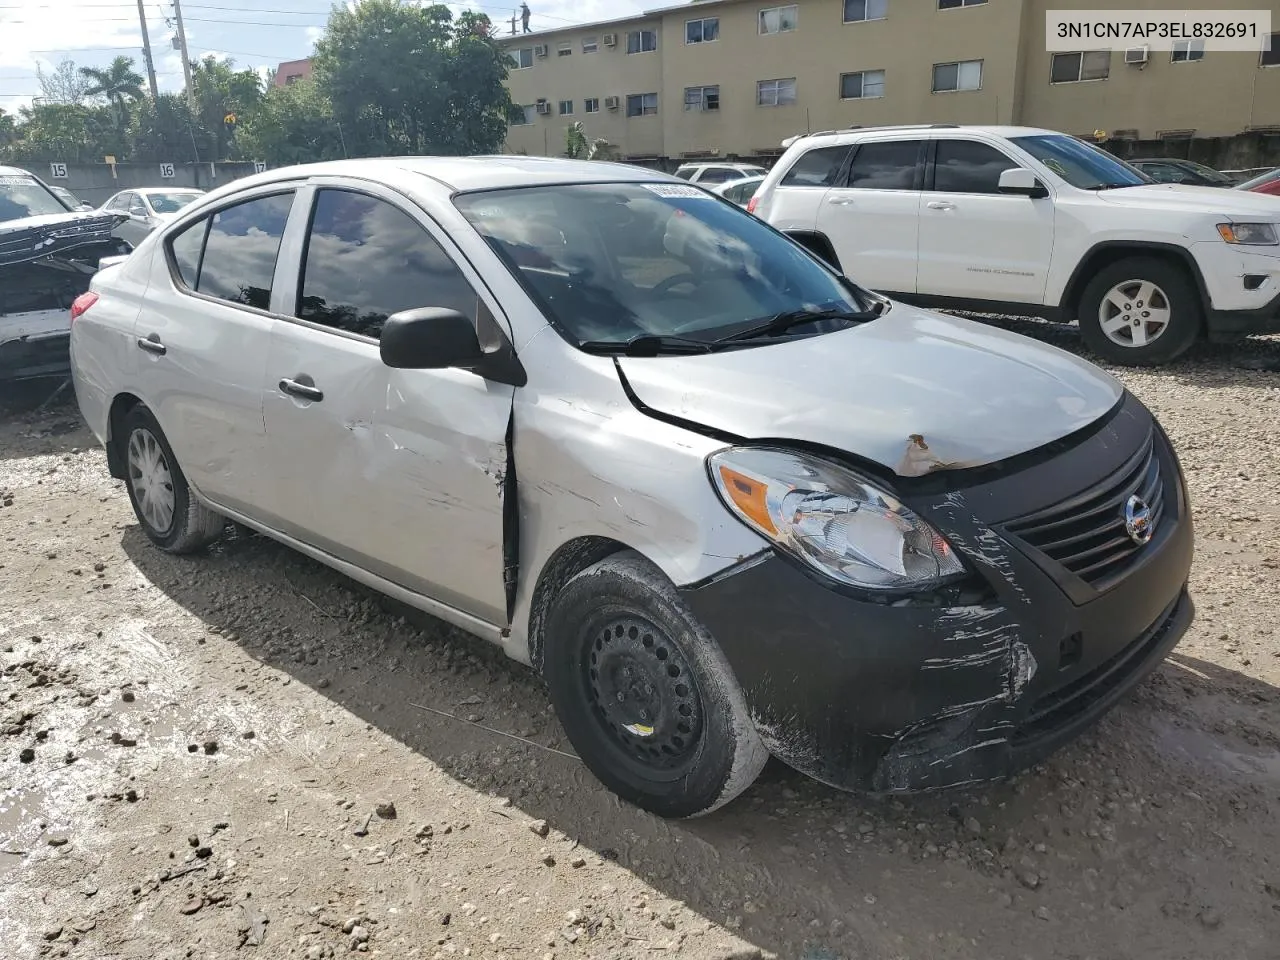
<box><xmin>1013</xmin><ymin>592</ymin><xmax>1183</xmax><ymax>744</ymax></box>
<box><xmin>1004</xmin><ymin>431</ymin><xmax>1165</xmax><ymax>588</ymax></box>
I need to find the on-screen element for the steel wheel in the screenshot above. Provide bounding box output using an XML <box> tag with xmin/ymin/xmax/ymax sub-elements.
<box><xmin>127</xmin><ymin>427</ymin><xmax>175</xmax><ymax>535</ymax></box>
<box><xmin>585</xmin><ymin>614</ymin><xmax>705</xmax><ymax>772</ymax></box>
<box><xmin>1098</xmin><ymin>278</ymin><xmax>1172</xmax><ymax>349</ymax></box>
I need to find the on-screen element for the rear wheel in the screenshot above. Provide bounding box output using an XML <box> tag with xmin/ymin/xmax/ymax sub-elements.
<box><xmin>1077</xmin><ymin>257</ymin><xmax>1201</xmax><ymax>365</ymax></box>
<box><xmin>120</xmin><ymin>404</ymin><xmax>225</xmax><ymax>553</ymax></box>
<box><xmin>542</xmin><ymin>551</ymin><xmax>767</xmax><ymax>818</ymax></box>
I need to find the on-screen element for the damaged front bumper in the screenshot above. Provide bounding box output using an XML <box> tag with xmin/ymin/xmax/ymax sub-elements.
<box><xmin>679</xmin><ymin>394</ymin><xmax>1195</xmax><ymax>793</ymax></box>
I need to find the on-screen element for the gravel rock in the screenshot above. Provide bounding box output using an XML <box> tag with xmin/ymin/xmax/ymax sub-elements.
<box><xmin>374</xmin><ymin>800</ymin><xmax>397</xmax><ymax>819</ymax></box>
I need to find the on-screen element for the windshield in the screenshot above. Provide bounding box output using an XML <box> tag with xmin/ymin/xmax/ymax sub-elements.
<box><xmin>147</xmin><ymin>192</ymin><xmax>203</xmax><ymax>214</ymax></box>
<box><xmin>1234</xmin><ymin>168</ymin><xmax>1280</xmax><ymax>191</ymax></box>
<box><xmin>0</xmin><ymin>174</ymin><xmax>71</xmax><ymax>223</ymax></box>
<box><xmin>1179</xmin><ymin>161</ymin><xmax>1234</xmax><ymax>184</ymax></box>
<box><xmin>1010</xmin><ymin>134</ymin><xmax>1152</xmax><ymax>190</ymax></box>
<box><xmin>454</xmin><ymin>182</ymin><xmax>867</xmax><ymax>347</ymax></box>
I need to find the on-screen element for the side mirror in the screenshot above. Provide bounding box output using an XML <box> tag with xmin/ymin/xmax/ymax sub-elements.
<box><xmin>998</xmin><ymin>167</ymin><xmax>1049</xmax><ymax>199</ymax></box>
<box><xmin>380</xmin><ymin>307</ymin><xmax>484</xmax><ymax>371</ymax></box>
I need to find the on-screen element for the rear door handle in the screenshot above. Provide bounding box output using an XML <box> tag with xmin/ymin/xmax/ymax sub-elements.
<box><xmin>927</xmin><ymin>201</ymin><xmax>956</xmax><ymax>211</ymax></box>
<box><xmin>279</xmin><ymin>377</ymin><xmax>324</xmax><ymax>402</ymax></box>
<box><xmin>136</xmin><ymin>334</ymin><xmax>166</xmax><ymax>356</ymax></box>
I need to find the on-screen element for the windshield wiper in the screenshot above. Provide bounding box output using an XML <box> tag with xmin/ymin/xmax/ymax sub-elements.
<box><xmin>1093</xmin><ymin>182</ymin><xmax>1141</xmax><ymax>191</ymax></box>
<box><xmin>714</xmin><ymin>305</ymin><xmax>882</xmax><ymax>344</ymax></box>
<box><xmin>578</xmin><ymin>333</ymin><xmax>716</xmax><ymax>356</ymax></box>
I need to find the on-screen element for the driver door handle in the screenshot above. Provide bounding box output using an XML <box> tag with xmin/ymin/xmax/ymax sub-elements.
<box><xmin>827</xmin><ymin>197</ymin><xmax>854</xmax><ymax>206</ymax></box>
<box><xmin>927</xmin><ymin>201</ymin><xmax>956</xmax><ymax>211</ymax></box>
<box><xmin>279</xmin><ymin>378</ymin><xmax>324</xmax><ymax>402</ymax></box>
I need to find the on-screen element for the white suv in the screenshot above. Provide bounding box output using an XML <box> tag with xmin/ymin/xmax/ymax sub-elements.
<box><xmin>752</xmin><ymin>124</ymin><xmax>1280</xmax><ymax>364</ymax></box>
<box><xmin>673</xmin><ymin>161</ymin><xmax>768</xmax><ymax>185</ymax></box>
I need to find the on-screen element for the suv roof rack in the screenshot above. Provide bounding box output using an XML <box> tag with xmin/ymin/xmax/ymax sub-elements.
<box><xmin>780</xmin><ymin>123</ymin><xmax>960</xmax><ymax>148</ymax></box>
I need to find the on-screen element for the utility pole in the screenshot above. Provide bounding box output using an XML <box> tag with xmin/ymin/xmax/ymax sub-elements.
<box><xmin>137</xmin><ymin>0</ymin><xmax>159</xmax><ymax>98</ymax></box>
<box><xmin>172</xmin><ymin>0</ymin><xmax>196</xmax><ymax>111</ymax></box>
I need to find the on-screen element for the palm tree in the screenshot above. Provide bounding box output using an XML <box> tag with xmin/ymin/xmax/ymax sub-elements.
<box><xmin>79</xmin><ymin>56</ymin><xmax>146</xmax><ymax>126</ymax></box>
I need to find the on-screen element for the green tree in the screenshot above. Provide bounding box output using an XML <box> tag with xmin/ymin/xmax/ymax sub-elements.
<box><xmin>313</xmin><ymin>0</ymin><xmax>512</xmax><ymax>157</ymax></box>
<box><xmin>79</xmin><ymin>56</ymin><xmax>146</xmax><ymax>132</ymax></box>
<box><xmin>564</xmin><ymin>121</ymin><xmax>614</xmax><ymax>160</ymax></box>
<box><xmin>236</xmin><ymin>80</ymin><xmax>346</xmax><ymax>165</ymax></box>
<box><xmin>0</xmin><ymin>102</ymin><xmax>121</xmax><ymax>163</ymax></box>
<box><xmin>37</xmin><ymin>58</ymin><xmax>93</xmax><ymax>106</ymax></box>
<box><xmin>189</xmin><ymin>56</ymin><xmax>264</xmax><ymax>160</ymax></box>
<box><xmin>128</xmin><ymin>94</ymin><xmax>210</xmax><ymax>163</ymax></box>
<box><xmin>0</xmin><ymin>109</ymin><xmax>16</xmax><ymax>149</ymax></box>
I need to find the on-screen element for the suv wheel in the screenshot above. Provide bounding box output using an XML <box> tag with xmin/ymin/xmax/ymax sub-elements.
<box><xmin>541</xmin><ymin>550</ymin><xmax>768</xmax><ymax>818</ymax></box>
<box><xmin>1077</xmin><ymin>257</ymin><xmax>1201</xmax><ymax>365</ymax></box>
<box><xmin>121</xmin><ymin>404</ymin><xmax>226</xmax><ymax>553</ymax></box>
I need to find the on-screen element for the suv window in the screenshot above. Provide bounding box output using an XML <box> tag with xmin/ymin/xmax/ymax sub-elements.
<box><xmin>847</xmin><ymin>140</ymin><xmax>923</xmax><ymax>189</ymax></box>
<box><xmin>673</xmin><ymin>166</ymin><xmax>696</xmax><ymax>180</ymax></box>
<box><xmin>297</xmin><ymin>189</ymin><xmax>478</xmax><ymax>340</ymax></box>
<box><xmin>780</xmin><ymin>145</ymin><xmax>850</xmax><ymax>187</ymax></box>
<box><xmin>196</xmin><ymin>192</ymin><xmax>295</xmax><ymax>310</ymax></box>
<box><xmin>699</xmin><ymin>167</ymin><xmax>740</xmax><ymax>184</ymax></box>
<box><xmin>933</xmin><ymin>140</ymin><xmax>1018</xmax><ymax>193</ymax></box>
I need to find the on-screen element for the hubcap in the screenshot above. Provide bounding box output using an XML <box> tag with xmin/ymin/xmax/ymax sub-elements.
<box><xmin>127</xmin><ymin>427</ymin><xmax>175</xmax><ymax>535</ymax></box>
<box><xmin>585</xmin><ymin>616</ymin><xmax>704</xmax><ymax>770</ymax></box>
<box><xmin>1098</xmin><ymin>279</ymin><xmax>1171</xmax><ymax>348</ymax></box>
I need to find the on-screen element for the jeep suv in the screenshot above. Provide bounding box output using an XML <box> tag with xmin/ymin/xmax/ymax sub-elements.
<box><xmin>751</xmin><ymin>124</ymin><xmax>1280</xmax><ymax>364</ymax></box>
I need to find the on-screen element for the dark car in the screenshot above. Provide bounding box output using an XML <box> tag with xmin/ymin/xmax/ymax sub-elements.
<box><xmin>1128</xmin><ymin>158</ymin><xmax>1235</xmax><ymax>187</ymax></box>
<box><xmin>0</xmin><ymin>165</ymin><xmax>131</xmax><ymax>380</ymax></box>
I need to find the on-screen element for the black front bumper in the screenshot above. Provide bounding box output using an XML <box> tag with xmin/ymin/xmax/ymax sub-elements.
<box><xmin>1207</xmin><ymin>288</ymin><xmax>1280</xmax><ymax>340</ymax></box>
<box><xmin>0</xmin><ymin>332</ymin><xmax>70</xmax><ymax>380</ymax></box>
<box><xmin>680</xmin><ymin>393</ymin><xmax>1195</xmax><ymax>793</ymax></box>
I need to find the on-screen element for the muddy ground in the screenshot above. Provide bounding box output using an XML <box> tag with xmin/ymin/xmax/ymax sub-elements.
<box><xmin>2</xmin><ymin>320</ymin><xmax>1279</xmax><ymax>960</ymax></box>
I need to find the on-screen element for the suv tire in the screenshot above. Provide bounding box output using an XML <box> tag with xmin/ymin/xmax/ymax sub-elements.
<box><xmin>1077</xmin><ymin>257</ymin><xmax>1201</xmax><ymax>365</ymax></box>
<box><xmin>120</xmin><ymin>404</ymin><xmax>226</xmax><ymax>553</ymax></box>
<box><xmin>541</xmin><ymin>550</ymin><xmax>768</xmax><ymax>818</ymax></box>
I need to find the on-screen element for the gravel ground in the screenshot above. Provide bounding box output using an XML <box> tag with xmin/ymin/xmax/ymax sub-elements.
<box><xmin>2</xmin><ymin>321</ymin><xmax>1280</xmax><ymax>960</ymax></box>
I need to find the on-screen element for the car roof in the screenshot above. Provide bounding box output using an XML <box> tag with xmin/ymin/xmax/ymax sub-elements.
<box><xmin>785</xmin><ymin>124</ymin><xmax>1060</xmax><ymax>148</ymax></box>
<box><xmin>214</xmin><ymin>156</ymin><xmax>675</xmax><ymax>197</ymax></box>
<box><xmin>136</xmin><ymin>187</ymin><xmax>205</xmax><ymax>194</ymax></box>
<box><xmin>0</xmin><ymin>165</ymin><xmax>39</xmax><ymax>178</ymax></box>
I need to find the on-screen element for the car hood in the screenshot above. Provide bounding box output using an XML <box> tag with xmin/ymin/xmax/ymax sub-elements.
<box><xmin>1095</xmin><ymin>183</ymin><xmax>1280</xmax><ymax>216</ymax></box>
<box><xmin>616</xmin><ymin>307</ymin><xmax>1124</xmax><ymax>478</ymax></box>
<box><xmin>0</xmin><ymin>210</ymin><xmax>127</xmax><ymax>267</ymax></box>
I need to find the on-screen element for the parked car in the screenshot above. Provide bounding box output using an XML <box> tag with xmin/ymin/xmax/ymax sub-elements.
<box><xmin>672</xmin><ymin>161</ymin><xmax>768</xmax><ymax>185</ymax></box>
<box><xmin>1128</xmin><ymin>158</ymin><xmax>1235</xmax><ymax>187</ymax></box>
<box><xmin>712</xmin><ymin>175</ymin><xmax>764</xmax><ymax>207</ymax></box>
<box><xmin>752</xmin><ymin>124</ymin><xmax>1280</xmax><ymax>365</ymax></box>
<box><xmin>99</xmin><ymin>187</ymin><xmax>206</xmax><ymax>246</ymax></box>
<box><xmin>71</xmin><ymin>157</ymin><xmax>1194</xmax><ymax>817</ymax></box>
<box><xmin>48</xmin><ymin>185</ymin><xmax>94</xmax><ymax>211</ymax></box>
<box><xmin>1235</xmin><ymin>167</ymin><xmax>1280</xmax><ymax>197</ymax></box>
<box><xmin>0</xmin><ymin>165</ymin><xmax>131</xmax><ymax>380</ymax></box>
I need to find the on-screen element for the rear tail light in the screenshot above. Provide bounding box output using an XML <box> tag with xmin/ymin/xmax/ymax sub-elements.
<box><xmin>70</xmin><ymin>291</ymin><xmax>99</xmax><ymax>324</ymax></box>
<box><xmin>746</xmin><ymin>195</ymin><xmax>759</xmax><ymax>214</ymax></box>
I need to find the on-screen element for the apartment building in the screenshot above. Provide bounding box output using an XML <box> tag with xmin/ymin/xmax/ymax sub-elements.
<box><xmin>500</xmin><ymin>0</ymin><xmax>1280</xmax><ymax>161</ymax></box>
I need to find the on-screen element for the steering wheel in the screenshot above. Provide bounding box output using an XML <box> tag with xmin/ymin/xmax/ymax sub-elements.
<box><xmin>651</xmin><ymin>272</ymin><xmax>699</xmax><ymax>296</ymax></box>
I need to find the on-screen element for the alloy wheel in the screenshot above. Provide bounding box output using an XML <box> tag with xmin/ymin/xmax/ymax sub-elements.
<box><xmin>127</xmin><ymin>427</ymin><xmax>176</xmax><ymax>535</ymax></box>
<box><xmin>1098</xmin><ymin>278</ymin><xmax>1172</xmax><ymax>348</ymax></box>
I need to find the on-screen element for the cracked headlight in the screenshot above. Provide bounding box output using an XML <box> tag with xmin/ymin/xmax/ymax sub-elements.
<box><xmin>708</xmin><ymin>447</ymin><xmax>966</xmax><ymax>590</ymax></box>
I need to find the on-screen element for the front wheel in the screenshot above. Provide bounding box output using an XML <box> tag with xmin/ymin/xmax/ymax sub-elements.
<box><xmin>1077</xmin><ymin>257</ymin><xmax>1202</xmax><ymax>365</ymax></box>
<box><xmin>542</xmin><ymin>551</ymin><xmax>768</xmax><ymax>818</ymax></box>
<box><xmin>120</xmin><ymin>404</ymin><xmax>225</xmax><ymax>553</ymax></box>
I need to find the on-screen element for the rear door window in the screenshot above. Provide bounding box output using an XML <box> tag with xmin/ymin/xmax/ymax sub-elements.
<box><xmin>846</xmin><ymin>140</ymin><xmax>924</xmax><ymax>190</ymax></box>
<box><xmin>779</xmin><ymin>145</ymin><xmax>851</xmax><ymax>187</ymax></box>
<box><xmin>194</xmin><ymin>192</ymin><xmax>295</xmax><ymax>310</ymax></box>
<box><xmin>168</xmin><ymin>216</ymin><xmax>209</xmax><ymax>287</ymax></box>
<box><xmin>296</xmin><ymin>189</ymin><xmax>479</xmax><ymax>340</ymax></box>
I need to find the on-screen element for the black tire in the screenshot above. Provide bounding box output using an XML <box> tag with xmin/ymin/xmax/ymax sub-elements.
<box><xmin>542</xmin><ymin>551</ymin><xmax>768</xmax><ymax>818</ymax></box>
<box><xmin>1077</xmin><ymin>256</ymin><xmax>1202</xmax><ymax>366</ymax></box>
<box><xmin>119</xmin><ymin>404</ymin><xmax>225</xmax><ymax>554</ymax></box>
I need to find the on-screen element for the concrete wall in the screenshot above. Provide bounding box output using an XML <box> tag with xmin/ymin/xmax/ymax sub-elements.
<box><xmin>35</xmin><ymin>162</ymin><xmax>263</xmax><ymax>207</ymax></box>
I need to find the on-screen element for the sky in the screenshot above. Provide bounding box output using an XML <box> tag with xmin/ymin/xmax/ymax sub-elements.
<box><xmin>0</xmin><ymin>0</ymin><xmax>649</xmax><ymax>116</ymax></box>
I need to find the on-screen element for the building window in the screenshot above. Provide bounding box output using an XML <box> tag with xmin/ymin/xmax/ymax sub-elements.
<box><xmin>284</xmin><ymin>74</ymin><xmax>301</xmax><ymax>85</ymax></box>
<box><xmin>938</xmin><ymin>0</ymin><xmax>986</xmax><ymax>8</ymax></box>
<box><xmin>582</xmin><ymin>36</ymin><xmax>598</xmax><ymax>53</ymax></box>
<box><xmin>686</xmin><ymin>17</ymin><xmax>720</xmax><ymax>43</ymax></box>
<box><xmin>510</xmin><ymin>48</ymin><xmax>533</xmax><ymax>70</ymax></box>
<box><xmin>843</xmin><ymin>0</ymin><xmax>887</xmax><ymax>23</ymax></box>
<box><xmin>627</xmin><ymin>29</ymin><xmax>657</xmax><ymax>54</ymax></box>
<box><xmin>757</xmin><ymin>77</ymin><xmax>797</xmax><ymax>106</ymax></box>
<box><xmin>510</xmin><ymin>105</ymin><xmax>536</xmax><ymax>125</ymax></box>
<box><xmin>1261</xmin><ymin>33</ymin><xmax>1280</xmax><ymax>66</ymax></box>
<box><xmin>1050</xmin><ymin>51</ymin><xmax>1110</xmax><ymax>83</ymax></box>
<box><xmin>558</xmin><ymin>100</ymin><xmax>573</xmax><ymax>115</ymax></box>
<box><xmin>584</xmin><ymin>98</ymin><xmax>599</xmax><ymax>113</ymax></box>
<box><xmin>684</xmin><ymin>85</ymin><xmax>720</xmax><ymax>111</ymax></box>
<box><xmin>557</xmin><ymin>42</ymin><xmax>572</xmax><ymax>57</ymax></box>
<box><xmin>840</xmin><ymin>69</ymin><xmax>885</xmax><ymax>99</ymax></box>
<box><xmin>626</xmin><ymin>92</ymin><xmax>658</xmax><ymax>117</ymax></box>
<box><xmin>1171</xmin><ymin>39</ymin><xmax>1205</xmax><ymax>62</ymax></box>
<box><xmin>759</xmin><ymin>5</ymin><xmax>798</xmax><ymax>35</ymax></box>
<box><xmin>932</xmin><ymin>59</ymin><xmax>982</xmax><ymax>92</ymax></box>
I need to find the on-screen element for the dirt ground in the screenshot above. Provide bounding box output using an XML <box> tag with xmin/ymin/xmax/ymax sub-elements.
<box><xmin>2</xmin><ymin>320</ymin><xmax>1280</xmax><ymax>960</ymax></box>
